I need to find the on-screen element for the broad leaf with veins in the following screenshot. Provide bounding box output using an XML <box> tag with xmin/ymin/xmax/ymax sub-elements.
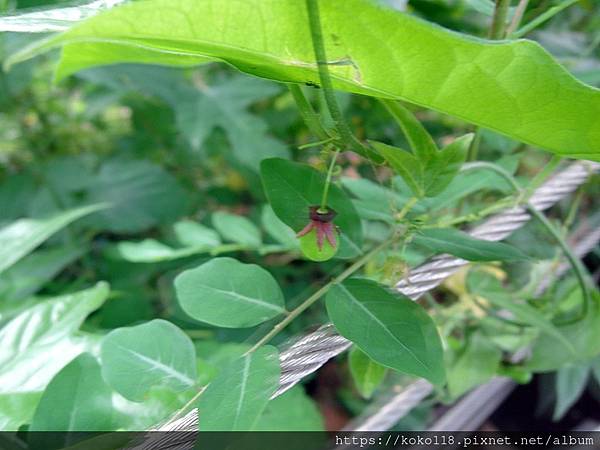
<box><xmin>6</xmin><ymin>0</ymin><xmax>600</xmax><ymax>160</ymax></box>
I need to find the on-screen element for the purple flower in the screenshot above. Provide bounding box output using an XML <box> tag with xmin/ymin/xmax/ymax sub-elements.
<box><xmin>297</xmin><ymin>206</ymin><xmax>338</xmax><ymax>250</ymax></box>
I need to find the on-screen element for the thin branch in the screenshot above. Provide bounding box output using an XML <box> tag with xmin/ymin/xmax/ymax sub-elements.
<box><xmin>489</xmin><ymin>0</ymin><xmax>512</xmax><ymax>39</ymax></box>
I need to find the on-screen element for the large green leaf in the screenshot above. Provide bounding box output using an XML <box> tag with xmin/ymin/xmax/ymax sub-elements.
<box><xmin>0</xmin><ymin>282</ymin><xmax>109</xmax><ymax>395</ymax></box>
<box><xmin>0</xmin><ymin>203</ymin><xmax>105</xmax><ymax>274</ymax></box>
<box><xmin>260</xmin><ymin>158</ymin><xmax>362</xmax><ymax>258</ymax></box>
<box><xmin>326</xmin><ymin>279</ymin><xmax>445</xmax><ymax>386</ymax></box>
<box><xmin>7</xmin><ymin>0</ymin><xmax>600</xmax><ymax>160</ymax></box>
<box><xmin>197</xmin><ymin>346</ymin><xmax>280</xmax><ymax>431</ymax></box>
<box><xmin>175</xmin><ymin>257</ymin><xmax>286</xmax><ymax>328</ymax></box>
<box><xmin>413</xmin><ymin>227</ymin><xmax>529</xmax><ymax>262</ymax></box>
<box><xmin>100</xmin><ymin>319</ymin><xmax>197</xmax><ymax>402</ymax></box>
<box><xmin>30</xmin><ymin>353</ymin><xmax>114</xmax><ymax>433</ymax></box>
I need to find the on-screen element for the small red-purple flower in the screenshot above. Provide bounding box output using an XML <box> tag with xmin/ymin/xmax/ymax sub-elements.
<box><xmin>297</xmin><ymin>206</ymin><xmax>338</xmax><ymax>250</ymax></box>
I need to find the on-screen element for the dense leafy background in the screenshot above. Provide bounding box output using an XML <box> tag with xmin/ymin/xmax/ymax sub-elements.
<box><xmin>0</xmin><ymin>0</ymin><xmax>599</xmax><ymax>435</ymax></box>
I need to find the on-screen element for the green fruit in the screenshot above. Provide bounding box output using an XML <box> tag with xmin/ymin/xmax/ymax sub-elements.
<box><xmin>298</xmin><ymin>228</ymin><xmax>338</xmax><ymax>262</ymax></box>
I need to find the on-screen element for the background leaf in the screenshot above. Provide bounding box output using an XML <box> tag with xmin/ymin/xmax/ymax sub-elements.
<box><xmin>527</xmin><ymin>290</ymin><xmax>600</xmax><ymax>372</ymax></box>
<box><xmin>349</xmin><ymin>346</ymin><xmax>388</xmax><ymax>399</ymax></box>
<box><xmin>0</xmin><ymin>392</ymin><xmax>42</xmax><ymax>431</ymax></box>
<box><xmin>0</xmin><ymin>282</ymin><xmax>109</xmax><ymax>396</ymax></box>
<box><xmin>447</xmin><ymin>331</ymin><xmax>501</xmax><ymax>398</ymax></box>
<box><xmin>0</xmin><ymin>245</ymin><xmax>83</xmax><ymax>301</ymax></box>
<box><xmin>100</xmin><ymin>319</ymin><xmax>197</xmax><ymax>402</ymax></box>
<box><xmin>326</xmin><ymin>279</ymin><xmax>445</xmax><ymax>386</ymax></box>
<box><xmin>212</xmin><ymin>211</ymin><xmax>262</xmax><ymax>248</ymax></box>
<box><xmin>553</xmin><ymin>363</ymin><xmax>590</xmax><ymax>421</ymax></box>
<box><xmin>413</xmin><ymin>228</ymin><xmax>529</xmax><ymax>261</ymax></box>
<box><xmin>174</xmin><ymin>220</ymin><xmax>221</xmax><ymax>248</ymax></box>
<box><xmin>10</xmin><ymin>0</ymin><xmax>600</xmax><ymax>159</ymax></box>
<box><xmin>197</xmin><ymin>346</ymin><xmax>280</xmax><ymax>431</ymax></box>
<box><xmin>79</xmin><ymin>66</ymin><xmax>289</xmax><ymax>170</ymax></box>
<box><xmin>175</xmin><ymin>257</ymin><xmax>286</xmax><ymax>328</ymax></box>
<box><xmin>0</xmin><ymin>203</ymin><xmax>105</xmax><ymax>274</ymax></box>
<box><xmin>85</xmin><ymin>157</ymin><xmax>189</xmax><ymax>233</ymax></box>
<box><xmin>254</xmin><ymin>386</ymin><xmax>324</xmax><ymax>431</ymax></box>
<box><xmin>30</xmin><ymin>353</ymin><xmax>114</xmax><ymax>437</ymax></box>
<box><xmin>261</xmin><ymin>158</ymin><xmax>363</xmax><ymax>258</ymax></box>
<box><xmin>467</xmin><ymin>271</ymin><xmax>575</xmax><ymax>355</ymax></box>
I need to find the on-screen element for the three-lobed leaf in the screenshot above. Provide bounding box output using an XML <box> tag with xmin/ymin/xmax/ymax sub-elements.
<box><xmin>413</xmin><ymin>227</ymin><xmax>529</xmax><ymax>261</ymax></box>
<box><xmin>197</xmin><ymin>346</ymin><xmax>280</xmax><ymax>431</ymax></box>
<box><xmin>326</xmin><ymin>279</ymin><xmax>445</xmax><ymax>386</ymax></box>
<box><xmin>8</xmin><ymin>0</ymin><xmax>600</xmax><ymax>160</ymax></box>
<box><xmin>175</xmin><ymin>257</ymin><xmax>286</xmax><ymax>328</ymax></box>
<box><xmin>100</xmin><ymin>319</ymin><xmax>197</xmax><ymax>402</ymax></box>
<box><xmin>371</xmin><ymin>134</ymin><xmax>472</xmax><ymax>199</ymax></box>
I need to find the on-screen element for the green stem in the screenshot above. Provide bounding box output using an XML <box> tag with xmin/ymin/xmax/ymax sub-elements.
<box><xmin>507</xmin><ymin>0</ymin><xmax>529</xmax><ymax>35</ymax></box>
<box><xmin>246</xmin><ymin>236</ymin><xmax>396</xmax><ymax>354</ymax></box>
<box><xmin>511</xmin><ymin>0</ymin><xmax>580</xmax><ymax>38</ymax></box>
<box><xmin>489</xmin><ymin>0</ymin><xmax>512</xmax><ymax>39</ymax></box>
<box><xmin>466</xmin><ymin>0</ymin><xmax>511</xmax><ymax>163</ymax></box>
<box><xmin>426</xmin><ymin>195</ymin><xmax>517</xmax><ymax>229</ymax></box>
<box><xmin>523</xmin><ymin>154</ymin><xmax>562</xmax><ymax>200</ymax></box>
<box><xmin>304</xmin><ymin>0</ymin><xmax>375</xmax><ymax>160</ymax></box>
<box><xmin>319</xmin><ymin>148</ymin><xmax>340</xmax><ymax>211</ymax></box>
<box><xmin>461</xmin><ymin>161</ymin><xmax>590</xmax><ymax>321</ymax></box>
<box><xmin>288</xmin><ymin>84</ymin><xmax>331</xmax><ymax>141</ymax></box>
<box><xmin>467</xmin><ymin>128</ymin><xmax>482</xmax><ymax>162</ymax></box>
<box><xmin>396</xmin><ymin>196</ymin><xmax>418</xmax><ymax>222</ymax></box>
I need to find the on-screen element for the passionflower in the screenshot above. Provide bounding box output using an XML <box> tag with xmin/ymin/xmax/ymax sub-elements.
<box><xmin>297</xmin><ymin>206</ymin><xmax>339</xmax><ymax>261</ymax></box>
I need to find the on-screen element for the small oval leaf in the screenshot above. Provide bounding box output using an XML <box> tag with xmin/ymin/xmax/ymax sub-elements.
<box><xmin>100</xmin><ymin>319</ymin><xmax>197</xmax><ymax>402</ymax></box>
<box><xmin>175</xmin><ymin>257</ymin><xmax>286</xmax><ymax>328</ymax></box>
